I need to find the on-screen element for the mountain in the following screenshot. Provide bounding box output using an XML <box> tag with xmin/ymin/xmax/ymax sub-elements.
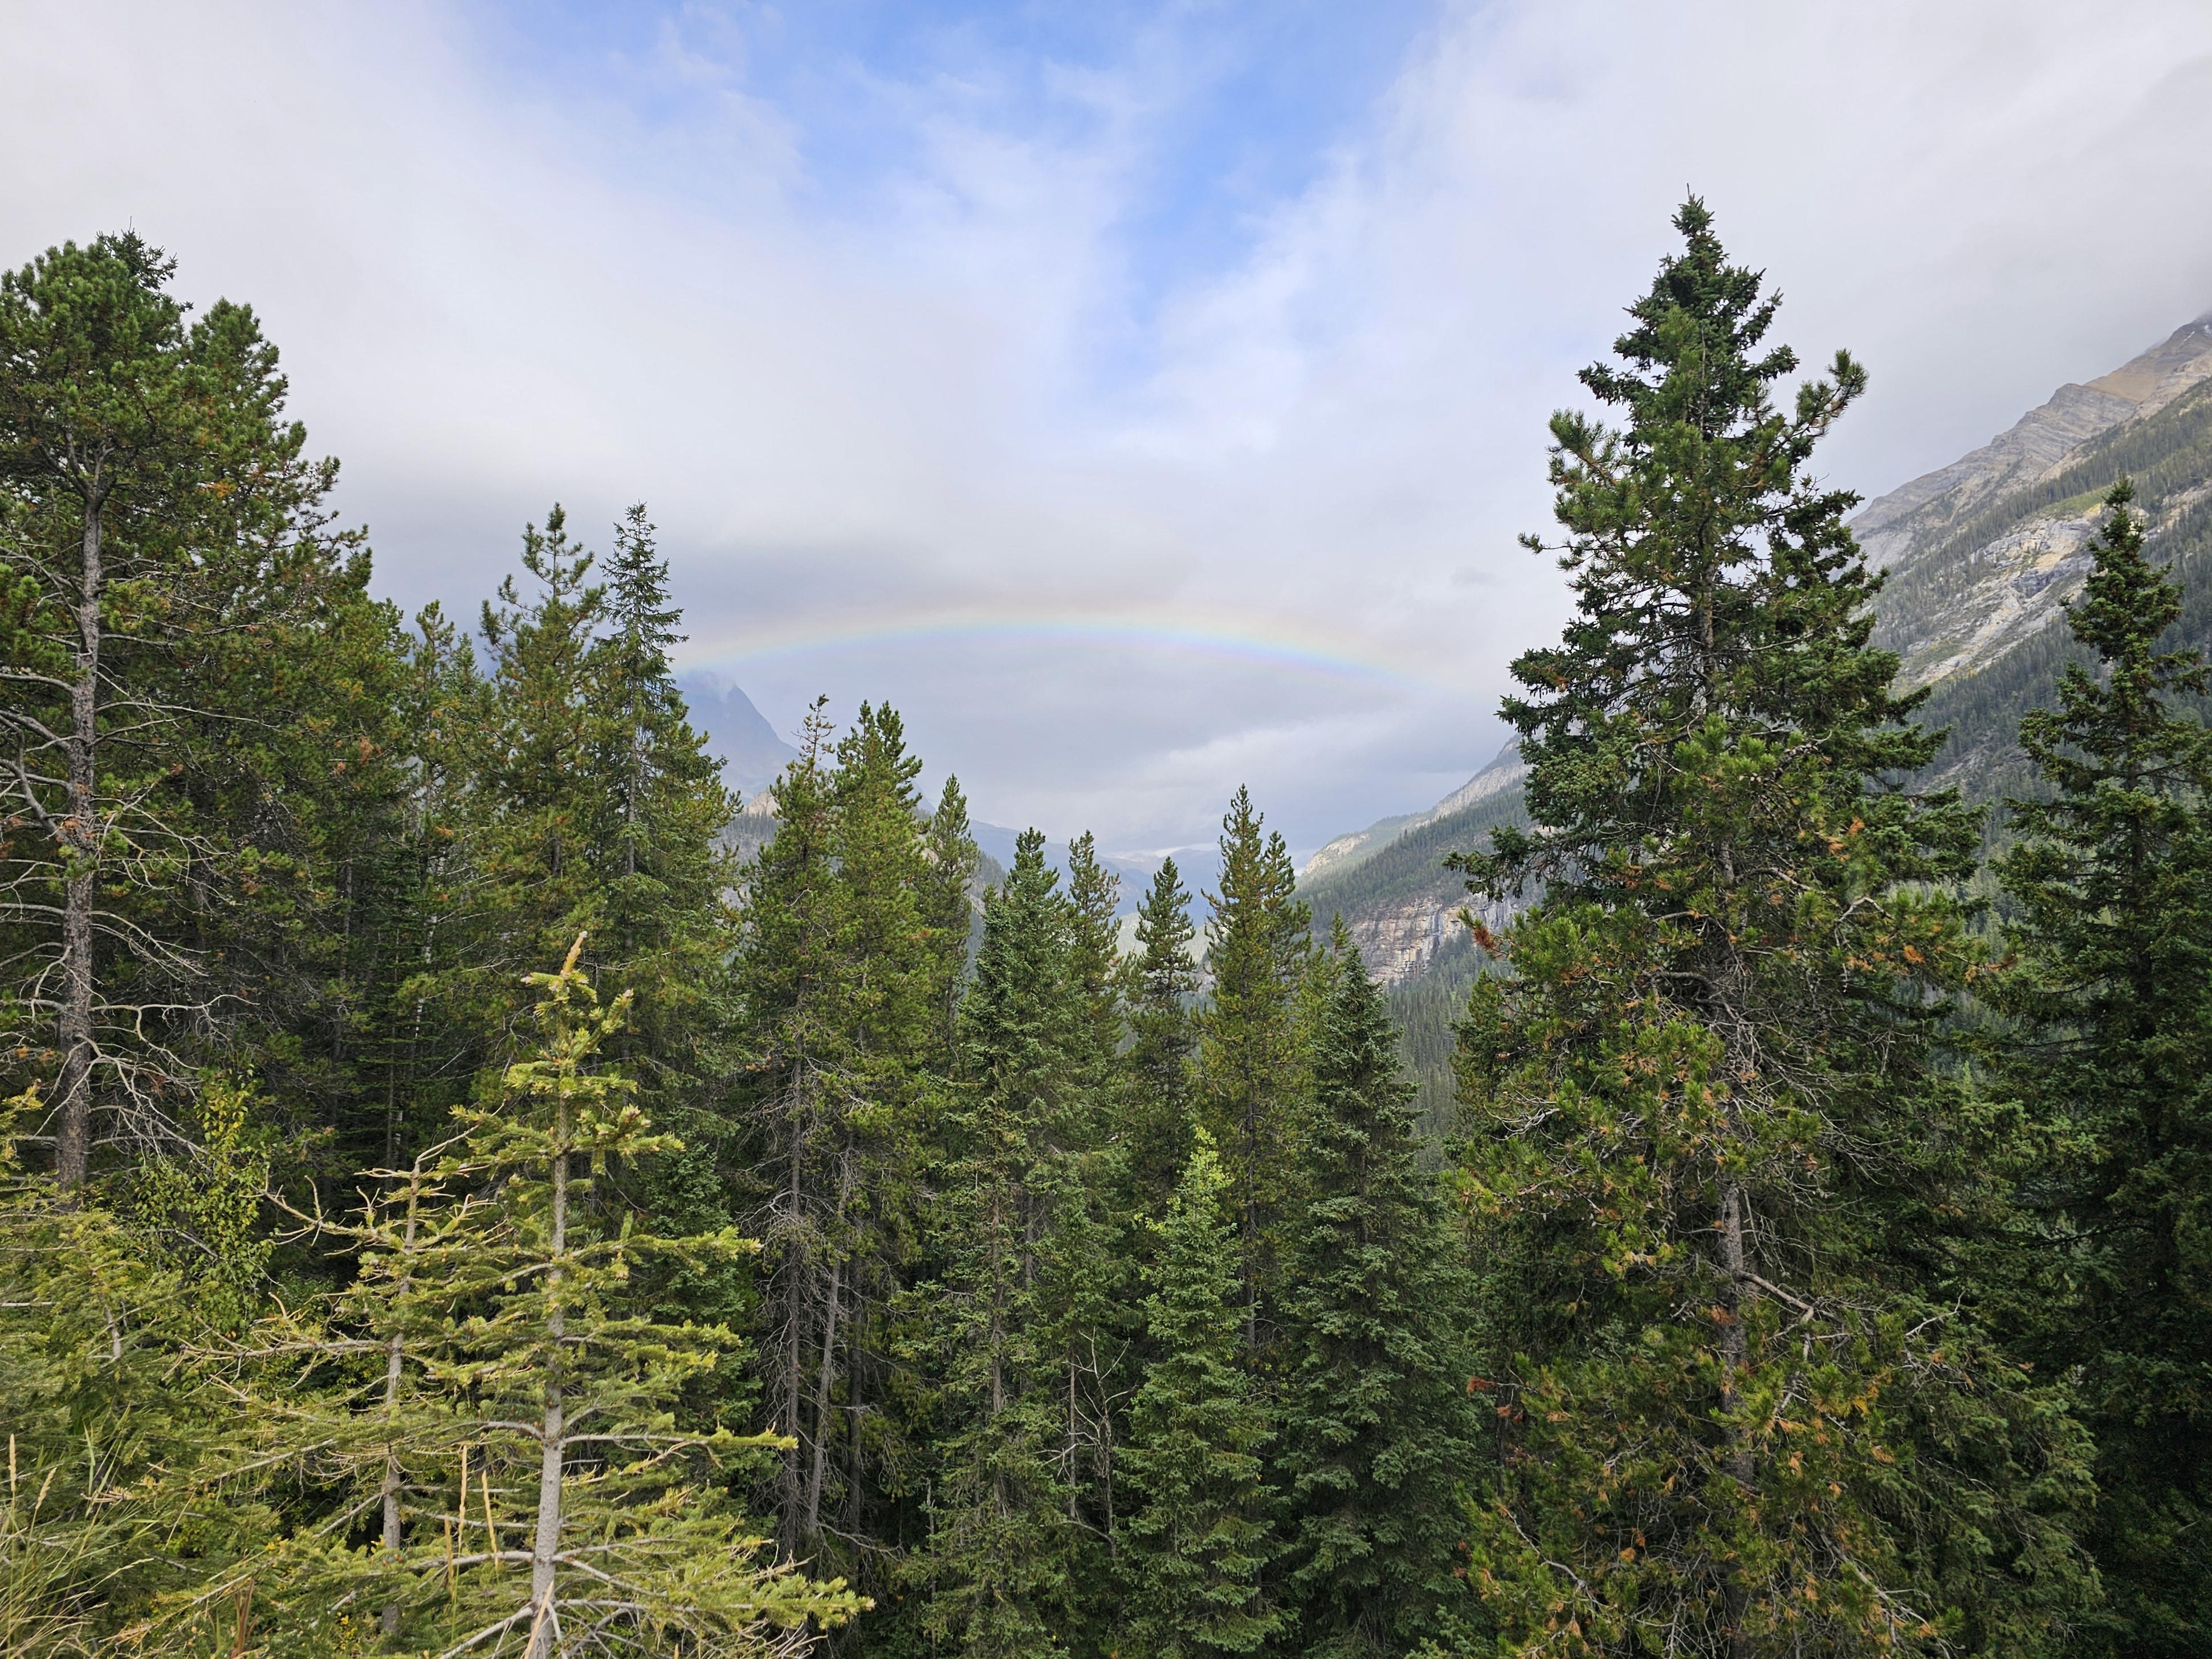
<box><xmin>675</xmin><ymin>674</ymin><xmax>802</xmax><ymax>797</ymax></box>
<box><xmin>1300</xmin><ymin>743</ymin><xmax>1527</xmax><ymax>983</ymax></box>
<box><xmin>1309</xmin><ymin>309</ymin><xmax>2212</xmax><ymax>985</ymax></box>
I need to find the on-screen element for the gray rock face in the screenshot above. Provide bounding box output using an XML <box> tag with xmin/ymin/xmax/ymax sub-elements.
<box><xmin>1855</xmin><ymin>381</ymin><xmax>2138</xmax><ymax>552</ymax></box>
<box><xmin>1860</xmin><ymin>312</ymin><xmax>2212</xmax><ymax>691</ymax></box>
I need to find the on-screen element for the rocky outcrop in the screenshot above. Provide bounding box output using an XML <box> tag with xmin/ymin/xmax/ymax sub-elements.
<box><xmin>1859</xmin><ymin>313</ymin><xmax>2212</xmax><ymax>687</ymax></box>
<box><xmin>1341</xmin><ymin>887</ymin><xmax>1514</xmax><ymax>986</ymax></box>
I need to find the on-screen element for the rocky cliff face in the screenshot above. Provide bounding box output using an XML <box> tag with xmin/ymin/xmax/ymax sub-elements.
<box><xmin>1862</xmin><ymin>313</ymin><xmax>2212</xmax><ymax>691</ymax></box>
<box><xmin>1300</xmin><ymin>744</ymin><xmax>1527</xmax><ymax>985</ymax></box>
<box><xmin>1313</xmin><ymin>309</ymin><xmax>2212</xmax><ymax>985</ymax></box>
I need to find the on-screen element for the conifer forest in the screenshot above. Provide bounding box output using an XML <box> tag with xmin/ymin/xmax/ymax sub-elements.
<box><xmin>4</xmin><ymin>205</ymin><xmax>2209</xmax><ymax>1658</ymax></box>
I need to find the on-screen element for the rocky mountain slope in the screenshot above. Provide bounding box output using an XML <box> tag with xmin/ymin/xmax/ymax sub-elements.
<box><xmin>1311</xmin><ymin>309</ymin><xmax>2212</xmax><ymax>986</ymax></box>
<box><xmin>677</xmin><ymin>674</ymin><xmax>803</xmax><ymax>796</ymax></box>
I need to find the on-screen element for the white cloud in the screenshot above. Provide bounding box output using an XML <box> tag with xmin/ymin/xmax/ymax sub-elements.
<box><xmin>4</xmin><ymin>0</ymin><xmax>2210</xmax><ymax>850</ymax></box>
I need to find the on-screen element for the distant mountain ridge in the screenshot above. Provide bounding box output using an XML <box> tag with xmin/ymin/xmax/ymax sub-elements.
<box><xmin>1309</xmin><ymin>309</ymin><xmax>2212</xmax><ymax>985</ymax></box>
<box><xmin>675</xmin><ymin>674</ymin><xmax>802</xmax><ymax>796</ymax></box>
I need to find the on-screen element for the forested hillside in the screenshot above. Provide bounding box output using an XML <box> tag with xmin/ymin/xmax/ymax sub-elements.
<box><xmin>5</xmin><ymin>211</ymin><xmax>2207</xmax><ymax>1659</ymax></box>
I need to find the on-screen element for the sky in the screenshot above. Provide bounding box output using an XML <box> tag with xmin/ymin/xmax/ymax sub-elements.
<box><xmin>6</xmin><ymin>1</ymin><xmax>2212</xmax><ymax>858</ymax></box>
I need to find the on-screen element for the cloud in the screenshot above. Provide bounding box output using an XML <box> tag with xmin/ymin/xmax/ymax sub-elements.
<box><xmin>3</xmin><ymin>0</ymin><xmax>2210</xmax><ymax>852</ymax></box>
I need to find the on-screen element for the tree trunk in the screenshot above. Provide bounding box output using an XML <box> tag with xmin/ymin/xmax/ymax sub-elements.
<box><xmin>528</xmin><ymin>1094</ymin><xmax>569</xmax><ymax>1658</ymax></box>
<box><xmin>804</xmin><ymin>1256</ymin><xmax>841</xmax><ymax>1546</ymax></box>
<box><xmin>55</xmin><ymin>482</ymin><xmax>105</xmax><ymax>1192</ymax></box>
<box><xmin>1717</xmin><ymin>1176</ymin><xmax>1755</xmax><ymax>1659</ymax></box>
<box><xmin>776</xmin><ymin>1077</ymin><xmax>808</xmax><ymax>1557</ymax></box>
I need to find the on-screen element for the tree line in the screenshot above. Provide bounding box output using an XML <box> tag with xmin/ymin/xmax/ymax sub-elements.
<box><xmin>1</xmin><ymin>207</ymin><xmax>2205</xmax><ymax>1657</ymax></box>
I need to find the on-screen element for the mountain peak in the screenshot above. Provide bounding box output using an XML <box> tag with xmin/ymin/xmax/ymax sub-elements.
<box><xmin>2080</xmin><ymin>311</ymin><xmax>2212</xmax><ymax>413</ymax></box>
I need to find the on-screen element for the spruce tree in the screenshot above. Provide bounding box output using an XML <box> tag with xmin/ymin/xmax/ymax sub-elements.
<box><xmin>1038</xmin><ymin>831</ymin><xmax>1133</xmax><ymax>1646</ymax></box>
<box><xmin>1063</xmin><ymin>832</ymin><xmax>1123</xmax><ymax>1084</ymax></box>
<box><xmin>920</xmin><ymin>775</ymin><xmax>983</xmax><ymax>1058</ymax></box>
<box><xmin>915</xmin><ymin>828</ymin><xmax>1087</xmax><ymax>1656</ymax></box>
<box><xmin>592</xmin><ymin>502</ymin><xmax>734</xmax><ymax>1089</ymax></box>
<box><xmin>735</xmin><ymin>703</ymin><xmax>943</xmax><ymax>1599</ymax></box>
<box><xmin>470</xmin><ymin>506</ymin><xmax>611</xmax><ymax>1036</ymax></box>
<box><xmin>1119</xmin><ymin>1132</ymin><xmax>1280</xmax><ymax>1658</ymax></box>
<box><xmin>1452</xmin><ymin>199</ymin><xmax>2092</xmax><ymax>1657</ymax></box>
<box><xmin>1196</xmin><ymin>789</ymin><xmax>1311</xmax><ymax>1351</ymax></box>
<box><xmin>1996</xmin><ymin>480</ymin><xmax>2212</xmax><ymax>1657</ymax></box>
<box><xmin>1118</xmin><ymin>857</ymin><xmax>1199</xmax><ymax>1214</ymax></box>
<box><xmin>1273</xmin><ymin>924</ymin><xmax>1478</xmax><ymax>1656</ymax></box>
<box><xmin>353</xmin><ymin>600</ymin><xmax>497</xmax><ymax>1169</ymax></box>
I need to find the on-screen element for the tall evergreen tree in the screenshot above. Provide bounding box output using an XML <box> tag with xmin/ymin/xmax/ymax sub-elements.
<box><xmin>920</xmin><ymin>775</ymin><xmax>983</xmax><ymax>1058</ymax></box>
<box><xmin>1036</xmin><ymin>830</ymin><xmax>1131</xmax><ymax>1648</ymax></box>
<box><xmin>1118</xmin><ymin>858</ymin><xmax>1199</xmax><ymax>1216</ymax></box>
<box><xmin>1273</xmin><ymin>924</ymin><xmax>1479</xmax><ymax>1656</ymax></box>
<box><xmin>1120</xmin><ymin>1132</ymin><xmax>1281</xmax><ymax>1658</ymax></box>
<box><xmin>1196</xmin><ymin>788</ymin><xmax>1310</xmax><ymax>1350</ymax></box>
<box><xmin>356</xmin><ymin>601</ymin><xmax>496</xmax><ymax>1169</ymax></box>
<box><xmin>736</xmin><ymin>702</ymin><xmax>944</xmax><ymax>1602</ymax></box>
<box><xmin>1996</xmin><ymin>479</ymin><xmax>2212</xmax><ymax>1657</ymax></box>
<box><xmin>470</xmin><ymin>506</ymin><xmax>610</xmax><ymax>1042</ymax></box>
<box><xmin>1452</xmin><ymin>199</ymin><xmax>2092</xmax><ymax>1657</ymax></box>
<box><xmin>914</xmin><ymin>829</ymin><xmax>1085</xmax><ymax>1655</ymax></box>
<box><xmin>1063</xmin><ymin>833</ymin><xmax>1122</xmax><ymax>1085</ymax></box>
<box><xmin>222</xmin><ymin>943</ymin><xmax>861</xmax><ymax>1655</ymax></box>
<box><xmin>734</xmin><ymin>702</ymin><xmax>850</xmax><ymax>1565</ymax></box>
<box><xmin>0</xmin><ymin>232</ymin><xmax>399</xmax><ymax>1187</ymax></box>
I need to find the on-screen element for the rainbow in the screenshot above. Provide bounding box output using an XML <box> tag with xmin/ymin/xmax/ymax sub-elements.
<box><xmin>675</xmin><ymin>606</ymin><xmax>1443</xmax><ymax>694</ymax></box>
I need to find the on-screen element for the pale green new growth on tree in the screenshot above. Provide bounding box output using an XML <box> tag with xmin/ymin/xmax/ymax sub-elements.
<box><xmin>201</xmin><ymin>941</ymin><xmax>861</xmax><ymax>1657</ymax></box>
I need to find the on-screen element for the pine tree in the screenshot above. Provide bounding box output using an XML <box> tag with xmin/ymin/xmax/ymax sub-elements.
<box><xmin>1196</xmin><ymin>789</ymin><xmax>1311</xmax><ymax>1352</ymax></box>
<box><xmin>220</xmin><ymin>942</ymin><xmax>861</xmax><ymax>1655</ymax></box>
<box><xmin>1273</xmin><ymin>924</ymin><xmax>1478</xmax><ymax>1656</ymax></box>
<box><xmin>1452</xmin><ymin>199</ymin><xmax>2093</xmax><ymax>1657</ymax></box>
<box><xmin>1119</xmin><ymin>1132</ymin><xmax>1280</xmax><ymax>1658</ymax></box>
<box><xmin>1996</xmin><ymin>480</ymin><xmax>2212</xmax><ymax>1657</ymax></box>
<box><xmin>0</xmin><ymin>232</ymin><xmax>397</xmax><ymax>1188</ymax></box>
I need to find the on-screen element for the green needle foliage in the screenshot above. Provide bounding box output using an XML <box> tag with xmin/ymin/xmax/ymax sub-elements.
<box><xmin>0</xmin><ymin>1090</ymin><xmax>274</xmax><ymax>1657</ymax></box>
<box><xmin>1997</xmin><ymin>479</ymin><xmax>2212</xmax><ymax>1657</ymax></box>
<box><xmin>1117</xmin><ymin>857</ymin><xmax>1200</xmax><ymax>1218</ymax></box>
<box><xmin>4</xmin><ymin>214</ymin><xmax>2194</xmax><ymax>1659</ymax></box>
<box><xmin>1197</xmin><ymin>789</ymin><xmax>1311</xmax><ymax>1355</ymax></box>
<box><xmin>227</xmin><ymin>942</ymin><xmax>861</xmax><ymax>1656</ymax></box>
<box><xmin>1453</xmin><ymin>199</ymin><xmax>2092</xmax><ymax>1657</ymax></box>
<box><xmin>1273</xmin><ymin>923</ymin><xmax>1480</xmax><ymax>1656</ymax></box>
<box><xmin>1120</xmin><ymin>1131</ymin><xmax>1280</xmax><ymax>1658</ymax></box>
<box><xmin>0</xmin><ymin>230</ymin><xmax>397</xmax><ymax>1188</ymax></box>
<box><xmin>913</xmin><ymin>829</ymin><xmax>1086</xmax><ymax>1656</ymax></box>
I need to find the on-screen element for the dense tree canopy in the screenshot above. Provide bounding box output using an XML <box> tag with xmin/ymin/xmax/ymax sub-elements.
<box><xmin>3</xmin><ymin>209</ymin><xmax>2191</xmax><ymax>1659</ymax></box>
